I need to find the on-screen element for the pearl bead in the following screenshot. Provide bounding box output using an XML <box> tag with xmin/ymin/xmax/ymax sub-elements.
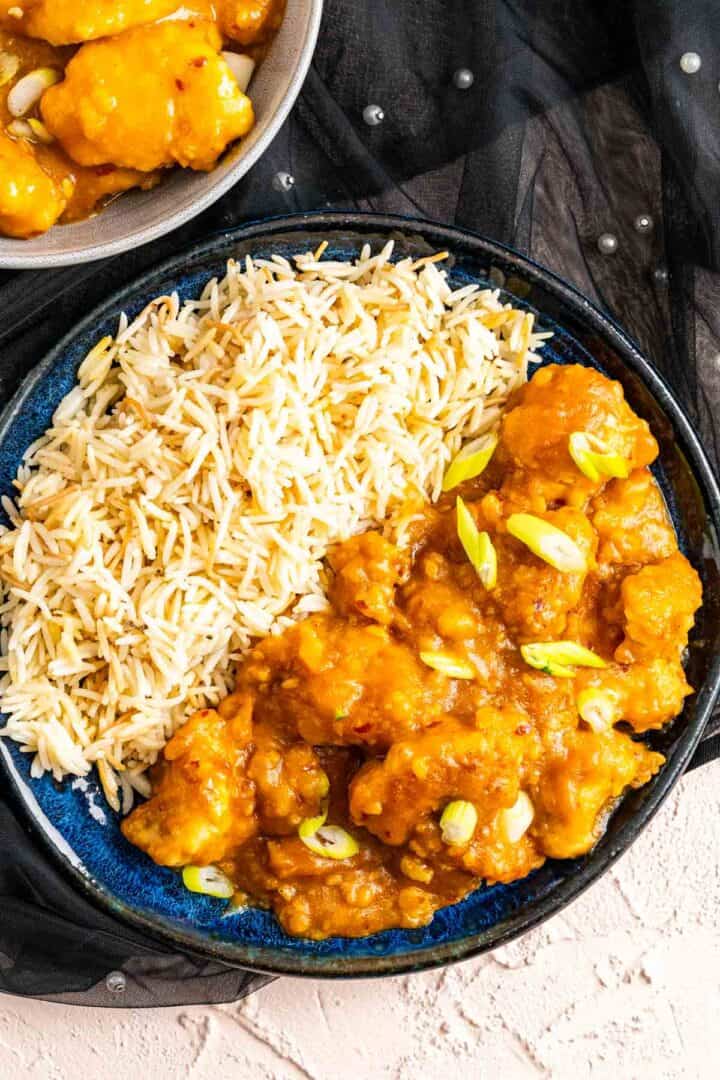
<box><xmin>106</xmin><ymin>971</ymin><xmax>127</xmax><ymax>994</ymax></box>
<box><xmin>362</xmin><ymin>103</ymin><xmax>385</xmax><ymax>126</ymax></box>
<box><xmin>634</xmin><ymin>213</ymin><xmax>654</xmax><ymax>234</ymax></box>
<box><xmin>597</xmin><ymin>233</ymin><xmax>618</xmax><ymax>256</ymax></box>
<box><xmin>272</xmin><ymin>171</ymin><xmax>295</xmax><ymax>192</ymax></box>
<box><xmin>653</xmin><ymin>266</ymin><xmax>669</xmax><ymax>285</ymax></box>
<box><xmin>680</xmin><ymin>52</ymin><xmax>701</xmax><ymax>74</ymax></box>
<box><xmin>453</xmin><ymin>68</ymin><xmax>475</xmax><ymax>90</ymax></box>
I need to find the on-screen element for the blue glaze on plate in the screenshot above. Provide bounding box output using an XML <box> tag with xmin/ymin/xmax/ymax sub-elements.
<box><xmin>1</xmin><ymin>214</ymin><xmax>719</xmax><ymax>978</ymax></box>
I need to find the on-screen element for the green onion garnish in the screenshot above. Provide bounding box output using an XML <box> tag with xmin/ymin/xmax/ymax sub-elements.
<box><xmin>456</xmin><ymin>496</ymin><xmax>497</xmax><ymax>589</ymax></box>
<box><xmin>442</xmin><ymin>432</ymin><xmax>498</xmax><ymax>492</ymax></box>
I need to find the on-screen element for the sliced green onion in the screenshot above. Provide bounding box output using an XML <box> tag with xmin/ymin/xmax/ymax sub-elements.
<box><xmin>182</xmin><ymin>865</ymin><xmax>234</xmax><ymax>899</ymax></box>
<box><xmin>456</xmin><ymin>496</ymin><xmax>497</xmax><ymax>589</ymax></box>
<box><xmin>6</xmin><ymin>118</ymin><xmax>33</xmax><ymax>141</ymax></box>
<box><xmin>221</xmin><ymin>51</ymin><xmax>255</xmax><ymax>93</ymax></box>
<box><xmin>442</xmin><ymin>432</ymin><xmax>498</xmax><ymax>492</ymax></box>
<box><xmin>420</xmin><ymin>650</ymin><xmax>476</xmax><ymax>679</ymax></box>
<box><xmin>299</xmin><ymin>823</ymin><xmax>359</xmax><ymax>860</ymax></box>
<box><xmin>440</xmin><ymin>800</ymin><xmax>478</xmax><ymax>845</ymax></box>
<box><xmin>7</xmin><ymin>66</ymin><xmax>61</xmax><ymax>117</ymax></box>
<box><xmin>298</xmin><ymin>800</ymin><xmax>329</xmax><ymax>840</ymax></box>
<box><xmin>498</xmin><ymin>791</ymin><xmax>535</xmax><ymax>843</ymax></box>
<box><xmin>26</xmin><ymin>117</ymin><xmax>53</xmax><ymax>144</ymax></box>
<box><xmin>576</xmin><ymin>687</ymin><xmax>620</xmax><ymax>732</ymax></box>
<box><xmin>506</xmin><ymin>513</ymin><xmax>587</xmax><ymax>573</ymax></box>
<box><xmin>521</xmin><ymin>641</ymin><xmax>607</xmax><ymax>678</ymax></box>
<box><xmin>568</xmin><ymin>431</ymin><xmax>631</xmax><ymax>483</ymax></box>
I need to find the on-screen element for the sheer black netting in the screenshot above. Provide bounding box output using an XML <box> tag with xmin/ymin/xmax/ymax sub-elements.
<box><xmin>0</xmin><ymin>0</ymin><xmax>718</xmax><ymax>1005</ymax></box>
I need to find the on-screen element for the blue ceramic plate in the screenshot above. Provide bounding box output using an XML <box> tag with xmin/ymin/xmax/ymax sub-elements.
<box><xmin>1</xmin><ymin>213</ymin><xmax>719</xmax><ymax>978</ymax></box>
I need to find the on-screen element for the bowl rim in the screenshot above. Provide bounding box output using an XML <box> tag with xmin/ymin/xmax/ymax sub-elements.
<box><xmin>2</xmin><ymin>210</ymin><xmax>719</xmax><ymax>978</ymax></box>
<box><xmin>0</xmin><ymin>0</ymin><xmax>324</xmax><ymax>270</ymax></box>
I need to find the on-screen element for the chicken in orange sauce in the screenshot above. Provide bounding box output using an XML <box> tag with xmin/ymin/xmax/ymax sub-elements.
<box><xmin>123</xmin><ymin>364</ymin><xmax>702</xmax><ymax>939</ymax></box>
<box><xmin>0</xmin><ymin>127</ymin><xmax>67</xmax><ymax>236</ymax></box>
<box><xmin>0</xmin><ymin>0</ymin><xmax>180</xmax><ymax>44</ymax></box>
<box><xmin>41</xmin><ymin>20</ymin><xmax>254</xmax><ymax>173</ymax></box>
<box><xmin>0</xmin><ymin>1</ymin><xmax>283</xmax><ymax>238</ymax></box>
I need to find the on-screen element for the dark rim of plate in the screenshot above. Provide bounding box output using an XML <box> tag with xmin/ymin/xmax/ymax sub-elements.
<box><xmin>1</xmin><ymin>211</ymin><xmax>719</xmax><ymax>979</ymax></box>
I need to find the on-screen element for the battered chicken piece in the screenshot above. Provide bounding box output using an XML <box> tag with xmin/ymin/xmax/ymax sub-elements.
<box><xmin>401</xmin><ymin>573</ymin><xmax>489</xmax><ymax>645</ymax></box>
<box><xmin>500</xmin><ymin>364</ymin><xmax>658</xmax><ymax>501</ymax></box>
<box><xmin>408</xmin><ymin>813</ymin><xmax>544</xmax><ymax>886</ymax></box>
<box><xmin>0</xmin><ymin>0</ymin><xmax>180</xmax><ymax>44</ymax></box>
<box><xmin>239</xmin><ymin>614</ymin><xmax>450</xmax><ymax>748</ymax></box>
<box><xmin>329</xmin><ymin>531</ymin><xmax>408</xmax><ymax>625</ymax></box>
<box><xmin>531</xmin><ymin>727</ymin><xmax>664</xmax><ymax>859</ymax></box>
<box><xmin>617</xmin><ymin>551</ymin><xmax>702</xmax><ymax>663</ymax></box>
<box><xmin>218</xmin><ymin>0</ymin><xmax>285</xmax><ymax>45</ymax></box>
<box><xmin>492</xmin><ymin>505</ymin><xmax>598</xmax><ymax>641</ymax></box>
<box><xmin>591</xmin><ymin>469</ymin><xmax>676</xmax><ymax>568</ymax></box>
<box><xmin>0</xmin><ymin>131</ymin><xmax>67</xmax><ymax>237</ymax></box>
<box><xmin>237</xmin><ymin>720</ymin><xmax>328</xmax><ymax>835</ymax></box>
<box><xmin>349</xmin><ymin>709</ymin><xmax>541</xmax><ymax>845</ymax></box>
<box><xmin>121</xmin><ymin>701</ymin><xmax>256</xmax><ymax>867</ymax></box>
<box><xmin>577</xmin><ymin>658</ymin><xmax>693</xmax><ymax>733</ymax></box>
<box><xmin>41</xmin><ymin>20</ymin><xmax>254</xmax><ymax>173</ymax></box>
<box><xmin>264</xmin><ymin>841</ymin><xmax>439</xmax><ymax>938</ymax></box>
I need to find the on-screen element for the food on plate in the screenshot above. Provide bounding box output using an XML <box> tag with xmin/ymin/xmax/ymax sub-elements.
<box><xmin>41</xmin><ymin>20</ymin><xmax>254</xmax><ymax>173</ymax></box>
<box><xmin>0</xmin><ymin>126</ymin><xmax>67</xmax><ymax>236</ymax></box>
<box><xmin>0</xmin><ymin>0</ymin><xmax>181</xmax><ymax>44</ymax></box>
<box><xmin>0</xmin><ymin>1</ymin><xmax>284</xmax><ymax>238</ymax></box>
<box><xmin>123</xmin><ymin>358</ymin><xmax>699</xmax><ymax>939</ymax></box>
<box><xmin>0</xmin><ymin>243</ymin><xmax>535</xmax><ymax>811</ymax></box>
<box><xmin>0</xmin><ymin>244</ymin><xmax>701</xmax><ymax>940</ymax></box>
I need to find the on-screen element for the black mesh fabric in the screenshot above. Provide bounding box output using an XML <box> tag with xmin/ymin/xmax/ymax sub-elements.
<box><xmin>0</xmin><ymin>0</ymin><xmax>718</xmax><ymax>1004</ymax></box>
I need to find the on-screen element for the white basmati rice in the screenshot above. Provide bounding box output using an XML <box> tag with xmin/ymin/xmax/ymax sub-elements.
<box><xmin>0</xmin><ymin>242</ymin><xmax>549</xmax><ymax>812</ymax></box>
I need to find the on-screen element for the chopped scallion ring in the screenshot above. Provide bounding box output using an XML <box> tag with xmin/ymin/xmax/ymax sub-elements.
<box><xmin>576</xmin><ymin>687</ymin><xmax>620</xmax><ymax>731</ymax></box>
<box><xmin>298</xmin><ymin>822</ymin><xmax>359</xmax><ymax>860</ymax></box>
<box><xmin>298</xmin><ymin>799</ymin><xmax>329</xmax><ymax>839</ymax></box>
<box><xmin>7</xmin><ymin>67</ymin><xmax>61</xmax><ymax>117</ymax></box>
<box><xmin>506</xmin><ymin>513</ymin><xmax>587</xmax><ymax>573</ymax></box>
<box><xmin>568</xmin><ymin>431</ymin><xmax>631</xmax><ymax>482</ymax></box>
<box><xmin>26</xmin><ymin>118</ymin><xmax>53</xmax><ymax>144</ymax></box>
<box><xmin>456</xmin><ymin>496</ymin><xmax>497</xmax><ymax>588</ymax></box>
<box><xmin>420</xmin><ymin>650</ymin><xmax>476</xmax><ymax>679</ymax></box>
<box><xmin>182</xmin><ymin>865</ymin><xmax>234</xmax><ymax>899</ymax></box>
<box><xmin>440</xmin><ymin>800</ymin><xmax>478</xmax><ymax>845</ymax></box>
<box><xmin>221</xmin><ymin>51</ymin><xmax>255</xmax><ymax>93</ymax></box>
<box><xmin>521</xmin><ymin>641</ymin><xmax>607</xmax><ymax>677</ymax></box>
<box><xmin>442</xmin><ymin>432</ymin><xmax>498</xmax><ymax>492</ymax></box>
<box><xmin>498</xmin><ymin>791</ymin><xmax>535</xmax><ymax>843</ymax></box>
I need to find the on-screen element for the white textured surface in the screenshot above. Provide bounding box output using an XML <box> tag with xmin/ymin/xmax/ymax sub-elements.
<box><xmin>2</xmin><ymin>764</ymin><xmax>718</xmax><ymax>1079</ymax></box>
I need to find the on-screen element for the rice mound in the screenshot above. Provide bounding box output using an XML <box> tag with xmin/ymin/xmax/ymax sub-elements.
<box><xmin>0</xmin><ymin>242</ymin><xmax>547</xmax><ymax>811</ymax></box>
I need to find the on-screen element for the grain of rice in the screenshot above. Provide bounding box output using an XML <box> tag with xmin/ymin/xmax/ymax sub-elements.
<box><xmin>0</xmin><ymin>243</ymin><xmax>548</xmax><ymax>811</ymax></box>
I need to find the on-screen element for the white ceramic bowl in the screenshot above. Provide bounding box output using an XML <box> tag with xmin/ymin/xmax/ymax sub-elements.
<box><xmin>0</xmin><ymin>0</ymin><xmax>323</xmax><ymax>269</ymax></box>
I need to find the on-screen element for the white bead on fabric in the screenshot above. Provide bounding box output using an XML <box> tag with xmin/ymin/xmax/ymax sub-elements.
<box><xmin>679</xmin><ymin>52</ymin><xmax>702</xmax><ymax>74</ymax></box>
<box><xmin>634</xmin><ymin>214</ymin><xmax>654</xmax><ymax>234</ymax></box>
<box><xmin>272</xmin><ymin>171</ymin><xmax>295</xmax><ymax>192</ymax></box>
<box><xmin>597</xmin><ymin>233</ymin><xmax>618</xmax><ymax>255</ymax></box>
<box><xmin>362</xmin><ymin>103</ymin><xmax>385</xmax><ymax>126</ymax></box>
<box><xmin>453</xmin><ymin>68</ymin><xmax>475</xmax><ymax>90</ymax></box>
<box><xmin>106</xmin><ymin>971</ymin><xmax>127</xmax><ymax>994</ymax></box>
